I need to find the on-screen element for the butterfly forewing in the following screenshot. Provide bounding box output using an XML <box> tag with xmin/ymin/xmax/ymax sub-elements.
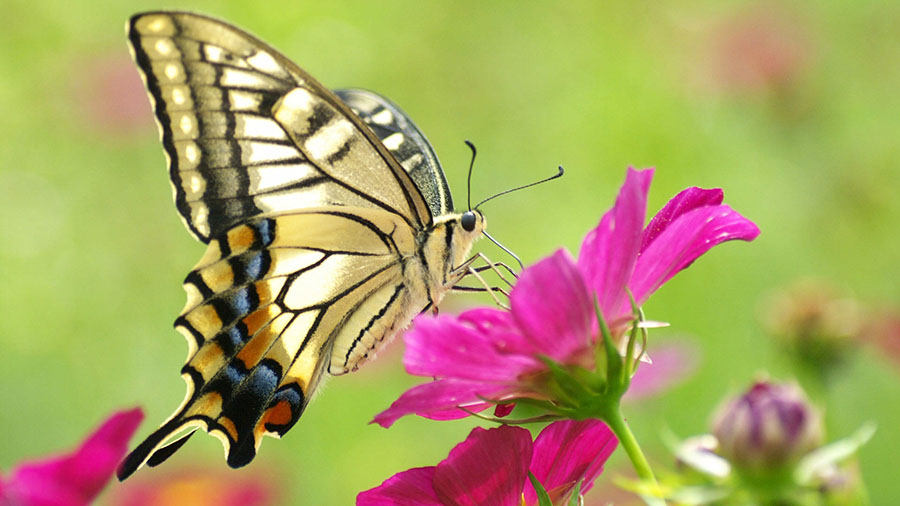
<box><xmin>127</xmin><ymin>11</ymin><xmax>432</xmax><ymax>241</ymax></box>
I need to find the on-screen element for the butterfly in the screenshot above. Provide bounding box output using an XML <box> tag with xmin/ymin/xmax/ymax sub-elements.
<box><xmin>118</xmin><ymin>11</ymin><xmax>490</xmax><ymax>479</ymax></box>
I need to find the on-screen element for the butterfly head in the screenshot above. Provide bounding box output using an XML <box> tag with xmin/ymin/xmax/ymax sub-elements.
<box><xmin>460</xmin><ymin>209</ymin><xmax>483</xmax><ymax>234</ymax></box>
<box><xmin>429</xmin><ymin>209</ymin><xmax>486</xmax><ymax>276</ymax></box>
<box><xmin>449</xmin><ymin>209</ymin><xmax>486</xmax><ymax>246</ymax></box>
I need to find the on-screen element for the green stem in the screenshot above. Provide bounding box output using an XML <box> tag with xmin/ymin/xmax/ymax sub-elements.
<box><xmin>599</xmin><ymin>403</ymin><xmax>665</xmax><ymax>506</ymax></box>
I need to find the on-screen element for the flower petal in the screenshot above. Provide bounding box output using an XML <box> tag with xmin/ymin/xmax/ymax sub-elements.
<box><xmin>631</xmin><ymin>204</ymin><xmax>760</xmax><ymax>304</ymax></box>
<box><xmin>510</xmin><ymin>249</ymin><xmax>594</xmax><ymax>361</ymax></box>
<box><xmin>493</xmin><ymin>404</ymin><xmax>515</xmax><ymax>418</ymax></box>
<box><xmin>524</xmin><ymin>420</ymin><xmax>617</xmax><ymax>505</ymax></box>
<box><xmin>641</xmin><ymin>187</ymin><xmax>724</xmax><ymax>251</ymax></box>
<box><xmin>404</xmin><ymin>314</ymin><xmax>538</xmax><ymax>381</ymax></box>
<box><xmin>433</xmin><ymin>425</ymin><xmax>533</xmax><ymax>506</ymax></box>
<box><xmin>5</xmin><ymin>408</ymin><xmax>143</xmax><ymax>506</ymax></box>
<box><xmin>371</xmin><ymin>379</ymin><xmax>505</xmax><ymax>428</ymax></box>
<box><xmin>578</xmin><ymin>168</ymin><xmax>654</xmax><ymax>319</ymax></box>
<box><xmin>356</xmin><ymin>467</ymin><xmax>442</xmax><ymax>506</ymax></box>
<box><xmin>457</xmin><ymin>308</ymin><xmax>538</xmax><ymax>357</ymax></box>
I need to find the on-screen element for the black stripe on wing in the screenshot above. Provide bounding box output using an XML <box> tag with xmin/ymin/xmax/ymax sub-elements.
<box><xmin>335</xmin><ymin>88</ymin><xmax>454</xmax><ymax>217</ymax></box>
<box><xmin>128</xmin><ymin>12</ymin><xmax>438</xmax><ymax>243</ymax></box>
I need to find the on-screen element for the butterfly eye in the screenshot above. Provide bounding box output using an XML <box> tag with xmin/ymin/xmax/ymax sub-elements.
<box><xmin>461</xmin><ymin>211</ymin><xmax>477</xmax><ymax>232</ymax></box>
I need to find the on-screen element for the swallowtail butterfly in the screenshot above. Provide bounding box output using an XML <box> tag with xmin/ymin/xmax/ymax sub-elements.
<box><xmin>119</xmin><ymin>11</ymin><xmax>487</xmax><ymax>478</ymax></box>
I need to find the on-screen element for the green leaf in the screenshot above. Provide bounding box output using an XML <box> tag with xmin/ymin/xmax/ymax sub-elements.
<box><xmin>568</xmin><ymin>479</ymin><xmax>583</xmax><ymax>506</ymax></box>
<box><xmin>795</xmin><ymin>422</ymin><xmax>876</xmax><ymax>484</ymax></box>
<box><xmin>528</xmin><ymin>471</ymin><xmax>554</xmax><ymax>506</ymax></box>
<box><xmin>668</xmin><ymin>485</ymin><xmax>732</xmax><ymax>505</ymax></box>
<box><xmin>595</xmin><ymin>299</ymin><xmax>623</xmax><ymax>389</ymax></box>
<box><xmin>623</xmin><ymin>291</ymin><xmax>641</xmax><ymax>380</ymax></box>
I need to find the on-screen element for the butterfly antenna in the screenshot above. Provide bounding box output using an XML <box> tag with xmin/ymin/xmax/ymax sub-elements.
<box><xmin>474</xmin><ymin>166</ymin><xmax>564</xmax><ymax>210</ymax></box>
<box><xmin>465</xmin><ymin>140</ymin><xmax>477</xmax><ymax>210</ymax></box>
<box><xmin>483</xmin><ymin>231</ymin><xmax>524</xmax><ymax>270</ymax></box>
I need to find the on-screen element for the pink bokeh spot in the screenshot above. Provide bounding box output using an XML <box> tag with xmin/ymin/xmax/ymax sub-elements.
<box><xmin>1</xmin><ymin>408</ymin><xmax>143</xmax><ymax>506</ymax></box>
<box><xmin>112</xmin><ymin>468</ymin><xmax>279</xmax><ymax>506</ymax></box>
<box><xmin>624</xmin><ymin>341</ymin><xmax>700</xmax><ymax>401</ymax></box>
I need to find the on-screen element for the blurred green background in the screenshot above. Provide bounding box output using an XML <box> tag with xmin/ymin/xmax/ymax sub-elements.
<box><xmin>1</xmin><ymin>0</ymin><xmax>898</xmax><ymax>504</ymax></box>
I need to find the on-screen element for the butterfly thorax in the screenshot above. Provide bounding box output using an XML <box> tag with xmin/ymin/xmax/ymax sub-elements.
<box><xmin>338</xmin><ymin>209</ymin><xmax>485</xmax><ymax>372</ymax></box>
<box><xmin>416</xmin><ymin>210</ymin><xmax>486</xmax><ymax>303</ymax></box>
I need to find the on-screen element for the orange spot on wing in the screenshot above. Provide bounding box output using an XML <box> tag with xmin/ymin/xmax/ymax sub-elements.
<box><xmin>226</xmin><ymin>225</ymin><xmax>255</xmax><ymax>254</ymax></box>
<box><xmin>253</xmin><ymin>279</ymin><xmax>273</xmax><ymax>302</ymax></box>
<box><xmin>243</xmin><ymin>305</ymin><xmax>277</xmax><ymax>336</ymax></box>
<box><xmin>263</xmin><ymin>400</ymin><xmax>293</xmax><ymax>428</ymax></box>
<box><xmin>236</xmin><ymin>326</ymin><xmax>279</xmax><ymax>370</ymax></box>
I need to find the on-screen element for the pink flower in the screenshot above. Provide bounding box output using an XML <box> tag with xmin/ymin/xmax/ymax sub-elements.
<box><xmin>373</xmin><ymin>168</ymin><xmax>759</xmax><ymax>427</ymax></box>
<box><xmin>0</xmin><ymin>408</ymin><xmax>143</xmax><ymax>506</ymax></box>
<box><xmin>357</xmin><ymin>420</ymin><xmax>617</xmax><ymax>506</ymax></box>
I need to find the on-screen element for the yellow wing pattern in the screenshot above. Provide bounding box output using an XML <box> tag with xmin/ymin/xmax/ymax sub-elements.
<box><xmin>119</xmin><ymin>208</ymin><xmax>419</xmax><ymax>475</ymax></box>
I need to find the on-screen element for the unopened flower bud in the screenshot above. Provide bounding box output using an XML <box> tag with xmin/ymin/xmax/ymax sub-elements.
<box><xmin>712</xmin><ymin>380</ymin><xmax>823</xmax><ymax>473</ymax></box>
<box><xmin>760</xmin><ymin>279</ymin><xmax>862</xmax><ymax>374</ymax></box>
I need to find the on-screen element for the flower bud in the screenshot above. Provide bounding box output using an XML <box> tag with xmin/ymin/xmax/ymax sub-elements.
<box><xmin>760</xmin><ymin>279</ymin><xmax>862</xmax><ymax>375</ymax></box>
<box><xmin>712</xmin><ymin>380</ymin><xmax>823</xmax><ymax>473</ymax></box>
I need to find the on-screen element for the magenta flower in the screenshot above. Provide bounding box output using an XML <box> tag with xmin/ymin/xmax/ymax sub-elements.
<box><xmin>0</xmin><ymin>408</ymin><xmax>143</xmax><ymax>506</ymax></box>
<box><xmin>373</xmin><ymin>168</ymin><xmax>759</xmax><ymax>427</ymax></box>
<box><xmin>357</xmin><ymin>420</ymin><xmax>617</xmax><ymax>506</ymax></box>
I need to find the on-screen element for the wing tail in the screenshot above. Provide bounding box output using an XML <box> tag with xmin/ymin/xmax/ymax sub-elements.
<box><xmin>117</xmin><ymin>415</ymin><xmax>198</xmax><ymax>480</ymax></box>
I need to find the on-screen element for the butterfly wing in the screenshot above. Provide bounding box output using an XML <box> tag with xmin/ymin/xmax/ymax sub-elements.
<box><xmin>120</xmin><ymin>11</ymin><xmax>449</xmax><ymax>478</ymax></box>
<box><xmin>119</xmin><ymin>208</ymin><xmax>423</xmax><ymax>477</ymax></box>
<box><xmin>334</xmin><ymin>88</ymin><xmax>453</xmax><ymax>217</ymax></box>
<box><xmin>127</xmin><ymin>11</ymin><xmax>434</xmax><ymax>242</ymax></box>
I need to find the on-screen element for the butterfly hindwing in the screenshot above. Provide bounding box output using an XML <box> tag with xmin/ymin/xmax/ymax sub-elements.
<box><xmin>127</xmin><ymin>11</ymin><xmax>433</xmax><ymax>242</ymax></box>
<box><xmin>119</xmin><ymin>207</ymin><xmax>419</xmax><ymax>475</ymax></box>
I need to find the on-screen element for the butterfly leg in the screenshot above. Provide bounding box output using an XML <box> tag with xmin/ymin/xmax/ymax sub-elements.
<box><xmin>451</xmin><ymin>284</ymin><xmax>511</xmax><ymax>300</ymax></box>
<box><xmin>466</xmin><ymin>266</ymin><xmax>509</xmax><ymax>309</ymax></box>
<box><xmin>451</xmin><ymin>252</ymin><xmax>514</xmax><ymax>309</ymax></box>
<box><xmin>469</xmin><ymin>261</ymin><xmax>518</xmax><ymax>285</ymax></box>
<box><xmin>465</xmin><ymin>252</ymin><xmax>518</xmax><ymax>287</ymax></box>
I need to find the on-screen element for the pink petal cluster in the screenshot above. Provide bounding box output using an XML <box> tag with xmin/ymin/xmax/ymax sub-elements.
<box><xmin>374</xmin><ymin>168</ymin><xmax>759</xmax><ymax>427</ymax></box>
<box><xmin>357</xmin><ymin>420</ymin><xmax>617</xmax><ymax>506</ymax></box>
<box><xmin>0</xmin><ymin>408</ymin><xmax>143</xmax><ymax>506</ymax></box>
